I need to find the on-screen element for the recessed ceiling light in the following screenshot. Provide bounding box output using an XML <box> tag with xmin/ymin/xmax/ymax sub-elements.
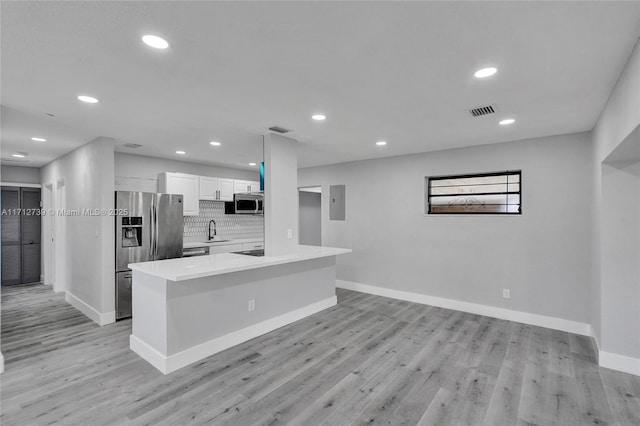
<box><xmin>142</xmin><ymin>35</ymin><xmax>169</xmax><ymax>49</ymax></box>
<box><xmin>499</xmin><ymin>118</ymin><xmax>515</xmax><ymax>125</ymax></box>
<box><xmin>474</xmin><ymin>67</ymin><xmax>498</xmax><ymax>78</ymax></box>
<box><xmin>312</xmin><ymin>114</ymin><xmax>326</xmax><ymax>121</ymax></box>
<box><xmin>376</xmin><ymin>141</ymin><xmax>387</xmax><ymax>146</ymax></box>
<box><xmin>249</xmin><ymin>162</ymin><xmax>257</xmax><ymax>166</ymax></box>
<box><xmin>210</xmin><ymin>141</ymin><xmax>221</xmax><ymax>146</ymax></box>
<box><xmin>77</xmin><ymin>95</ymin><xmax>99</xmax><ymax>103</ymax></box>
<box><xmin>12</xmin><ymin>153</ymin><xmax>26</xmax><ymax>158</ymax></box>
<box><xmin>176</xmin><ymin>150</ymin><xmax>186</xmax><ymax>155</ymax></box>
<box><xmin>31</xmin><ymin>137</ymin><xmax>47</xmax><ymax>142</ymax></box>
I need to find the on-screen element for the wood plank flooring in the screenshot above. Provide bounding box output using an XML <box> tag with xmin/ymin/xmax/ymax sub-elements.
<box><xmin>1</xmin><ymin>282</ymin><xmax>640</xmax><ymax>425</ymax></box>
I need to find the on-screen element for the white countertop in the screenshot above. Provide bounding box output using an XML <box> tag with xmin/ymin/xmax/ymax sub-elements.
<box><xmin>183</xmin><ymin>237</ymin><xmax>263</xmax><ymax>249</ymax></box>
<box><xmin>129</xmin><ymin>245</ymin><xmax>352</xmax><ymax>282</ymax></box>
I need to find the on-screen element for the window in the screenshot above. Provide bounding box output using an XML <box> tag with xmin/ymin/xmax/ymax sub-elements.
<box><xmin>426</xmin><ymin>170</ymin><xmax>521</xmax><ymax>214</ymax></box>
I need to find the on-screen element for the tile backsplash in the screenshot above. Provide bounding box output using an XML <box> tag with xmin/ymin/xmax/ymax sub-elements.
<box><xmin>184</xmin><ymin>200</ymin><xmax>264</xmax><ymax>240</ymax></box>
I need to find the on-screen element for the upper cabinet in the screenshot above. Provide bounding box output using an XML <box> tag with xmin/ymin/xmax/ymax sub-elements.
<box><xmin>160</xmin><ymin>172</ymin><xmax>259</xmax><ymax>216</ymax></box>
<box><xmin>199</xmin><ymin>177</ymin><xmax>234</xmax><ymax>202</ymax></box>
<box><xmin>234</xmin><ymin>180</ymin><xmax>260</xmax><ymax>194</ymax></box>
<box><xmin>249</xmin><ymin>181</ymin><xmax>260</xmax><ymax>192</ymax></box>
<box><xmin>159</xmin><ymin>172</ymin><xmax>199</xmax><ymax>216</ymax></box>
<box><xmin>218</xmin><ymin>178</ymin><xmax>235</xmax><ymax>200</ymax></box>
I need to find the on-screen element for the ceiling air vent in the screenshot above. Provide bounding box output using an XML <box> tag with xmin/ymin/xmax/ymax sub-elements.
<box><xmin>268</xmin><ymin>126</ymin><xmax>291</xmax><ymax>134</ymax></box>
<box><xmin>468</xmin><ymin>105</ymin><xmax>496</xmax><ymax>117</ymax></box>
<box><xmin>122</xmin><ymin>143</ymin><xmax>143</xmax><ymax>149</ymax></box>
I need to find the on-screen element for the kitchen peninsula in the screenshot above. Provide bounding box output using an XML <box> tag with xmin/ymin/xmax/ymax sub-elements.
<box><xmin>128</xmin><ymin>245</ymin><xmax>351</xmax><ymax>374</ymax></box>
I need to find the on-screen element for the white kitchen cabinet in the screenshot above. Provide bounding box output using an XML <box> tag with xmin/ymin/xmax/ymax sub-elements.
<box><xmin>248</xmin><ymin>181</ymin><xmax>261</xmax><ymax>192</ymax></box>
<box><xmin>199</xmin><ymin>177</ymin><xmax>234</xmax><ymax>202</ymax></box>
<box><xmin>218</xmin><ymin>178</ymin><xmax>234</xmax><ymax>200</ymax></box>
<box><xmin>209</xmin><ymin>244</ymin><xmax>243</xmax><ymax>254</ymax></box>
<box><xmin>242</xmin><ymin>241</ymin><xmax>264</xmax><ymax>251</ymax></box>
<box><xmin>234</xmin><ymin>180</ymin><xmax>249</xmax><ymax>194</ymax></box>
<box><xmin>199</xmin><ymin>177</ymin><xmax>218</xmax><ymax>201</ymax></box>
<box><xmin>234</xmin><ymin>180</ymin><xmax>260</xmax><ymax>193</ymax></box>
<box><xmin>159</xmin><ymin>172</ymin><xmax>199</xmax><ymax>216</ymax></box>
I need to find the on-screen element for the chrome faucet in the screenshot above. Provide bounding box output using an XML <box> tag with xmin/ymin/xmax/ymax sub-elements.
<box><xmin>208</xmin><ymin>220</ymin><xmax>217</xmax><ymax>240</ymax></box>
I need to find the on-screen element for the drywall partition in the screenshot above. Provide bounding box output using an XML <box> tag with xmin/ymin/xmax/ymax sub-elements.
<box><xmin>0</xmin><ymin>165</ymin><xmax>41</xmax><ymax>185</ymax></box>
<box><xmin>593</xmin><ymin>37</ymin><xmax>640</xmax><ymax>163</ymax></box>
<box><xmin>114</xmin><ymin>153</ymin><xmax>259</xmax><ymax>192</ymax></box>
<box><xmin>601</xmin><ymin>158</ymin><xmax>640</xmax><ymax>362</ymax></box>
<box><xmin>299</xmin><ymin>132</ymin><xmax>593</xmax><ymax>329</ymax></box>
<box><xmin>264</xmin><ymin>133</ymin><xmax>298</xmax><ymax>256</ymax></box>
<box><xmin>40</xmin><ymin>137</ymin><xmax>115</xmax><ymax>325</ymax></box>
<box><xmin>592</xmin><ymin>37</ymin><xmax>640</xmax><ymax>375</ymax></box>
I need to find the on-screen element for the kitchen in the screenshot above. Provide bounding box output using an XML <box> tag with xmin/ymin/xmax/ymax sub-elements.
<box><xmin>2</xmin><ymin>1</ymin><xmax>640</xmax><ymax>425</ymax></box>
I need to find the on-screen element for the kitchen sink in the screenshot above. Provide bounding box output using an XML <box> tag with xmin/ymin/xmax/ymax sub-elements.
<box><xmin>201</xmin><ymin>239</ymin><xmax>231</xmax><ymax>244</ymax></box>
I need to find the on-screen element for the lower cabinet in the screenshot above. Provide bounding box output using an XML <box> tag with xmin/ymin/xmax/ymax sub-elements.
<box><xmin>242</xmin><ymin>242</ymin><xmax>264</xmax><ymax>251</ymax></box>
<box><xmin>184</xmin><ymin>241</ymin><xmax>264</xmax><ymax>256</ymax></box>
<box><xmin>183</xmin><ymin>247</ymin><xmax>210</xmax><ymax>257</ymax></box>
<box><xmin>209</xmin><ymin>244</ymin><xmax>243</xmax><ymax>254</ymax></box>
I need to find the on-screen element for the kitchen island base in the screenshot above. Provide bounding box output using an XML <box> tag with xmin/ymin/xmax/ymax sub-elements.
<box><xmin>129</xmin><ymin>249</ymin><xmax>349</xmax><ymax>374</ymax></box>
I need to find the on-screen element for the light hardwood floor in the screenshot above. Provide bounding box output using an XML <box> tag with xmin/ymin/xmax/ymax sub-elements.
<box><xmin>1</xmin><ymin>282</ymin><xmax>639</xmax><ymax>425</ymax></box>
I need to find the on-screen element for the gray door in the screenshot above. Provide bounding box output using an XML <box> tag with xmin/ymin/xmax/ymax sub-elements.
<box><xmin>115</xmin><ymin>191</ymin><xmax>153</xmax><ymax>272</ymax></box>
<box><xmin>1</xmin><ymin>187</ymin><xmax>21</xmax><ymax>285</ymax></box>
<box><xmin>154</xmin><ymin>194</ymin><xmax>183</xmax><ymax>260</ymax></box>
<box><xmin>21</xmin><ymin>188</ymin><xmax>41</xmax><ymax>283</ymax></box>
<box><xmin>1</xmin><ymin>186</ymin><xmax>41</xmax><ymax>285</ymax></box>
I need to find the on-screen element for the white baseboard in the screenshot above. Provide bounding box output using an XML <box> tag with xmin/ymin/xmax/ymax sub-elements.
<box><xmin>131</xmin><ymin>296</ymin><xmax>337</xmax><ymax>375</ymax></box>
<box><xmin>599</xmin><ymin>351</ymin><xmax>640</xmax><ymax>376</ymax></box>
<box><xmin>130</xmin><ymin>335</ymin><xmax>168</xmax><ymax>374</ymax></box>
<box><xmin>594</xmin><ymin>334</ymin><xmax>640</xmax><ymax>377</ymax></box>
<box><xmin>101</xmin><ymin>311</ymin><xmax>116</xmax><ymax>325</ymax></box>
<box><xmin>65</xmin><ymin>292</ymin><xmax>116</xmax><ymax>326</ymax></box>
<box><xmin>337</xmin><ymin>280</ymin><xmax>591</xmax><ymax>336</ymax></box>
<box><xmin>40</xmin><ymin>275</ymin><xmax>45</xmax><ymax>283</ymax></box>
<box><xmin>0</xmin><ymin>351</ymin><xmax>4</xmax><ymax>374</ymax></box>
<box><xmin>590</xmin><ymin>326</ymin><xmax>601</xmax><ymax>364</ymax></box>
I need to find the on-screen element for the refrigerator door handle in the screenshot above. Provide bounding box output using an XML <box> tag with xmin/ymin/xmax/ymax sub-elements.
<box><xmin>154</xmin><ymin>201</ymin><xmax>159</xmax><ymax>258</ymax></box>
<box><xmin>149</xmin><ymin>200</ymin><xmax>155</xmax><ymax>258</ymax></box>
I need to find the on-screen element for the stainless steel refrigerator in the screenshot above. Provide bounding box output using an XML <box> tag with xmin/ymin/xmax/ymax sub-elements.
<box><xmin>115</xmin><ymin>191</ymin><xmax>184</xmax><ymax>320</ymax></box>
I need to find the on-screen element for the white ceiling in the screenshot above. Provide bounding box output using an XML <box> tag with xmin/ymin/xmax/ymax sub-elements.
<box><xmin>1</xmin><ymin>1</ymin><xmax>639</xmax><ymax>169</ymax></box>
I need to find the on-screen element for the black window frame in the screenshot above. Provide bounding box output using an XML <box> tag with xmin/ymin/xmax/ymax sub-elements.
<box><xmin>426</xmin><ymin>170</ymin><xmax>522</xmax><ymax>215</ymax></box>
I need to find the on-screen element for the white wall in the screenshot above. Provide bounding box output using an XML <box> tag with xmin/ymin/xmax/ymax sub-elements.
<box><xmin>299</xmin><ymin>191</ymin><xmax>321</xmax><ymax>246</ymax></box>
<box><xmin>1</xmin><ymin>165</ymin><xmax>40</xmax><ymax>184</ymax></box>
<box><xmin>264</xmin><ymin>133</ymin><xmax>298</xmax><ymax>256</ymax></box>
<box><xmin>299</xmin><ymin>132</ymin><xmax>593</xmax><ymax>325</ymax></box>
<box><xmin>114</xmin><ymin>152</ymin><xmax>259</xmax><ymax>192</ymax></box>
<box><xmin>592</xmin><ymin>37</ymin><xmax>640</xmax><ymax>373</ymax></box>
<box><xmin>40</xmin><ymin>137</ymin><xmax>115</xmax><ymax>324</ymax></box>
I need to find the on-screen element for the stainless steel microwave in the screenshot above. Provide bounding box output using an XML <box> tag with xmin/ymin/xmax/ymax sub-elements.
<box><xmin>231</xmin><ymin>193</ymin><xmax>263</xmax><ymax>215</ymax></box>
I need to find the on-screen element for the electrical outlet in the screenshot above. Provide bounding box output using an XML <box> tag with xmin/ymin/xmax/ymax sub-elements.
<box><xmin>248</xmin><ymin>299</ymin><xmax>255</xmax><ymax>312</ymax></box>
<box><xmin>502</xmin><ymin>289</ymin><xmax>511</xmax><ymax>299</ymax></box>
<box><xmin>287</xmin><ymin>229</ymin><xmax>293</xmax><ymax>239</ymax></box>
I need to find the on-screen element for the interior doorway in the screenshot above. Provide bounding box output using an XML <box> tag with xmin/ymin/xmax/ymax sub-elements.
<box><xmin>298</xmin><ymin>186</ymin><xmax>322</xmax><ymax>246</ymax></box>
